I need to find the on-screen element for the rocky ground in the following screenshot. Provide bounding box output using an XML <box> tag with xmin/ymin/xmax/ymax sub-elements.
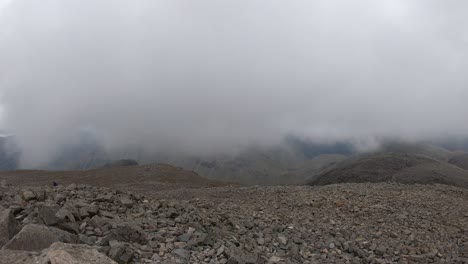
<box><xmin>0</xmin><ymin>182</ymin><xmax>467</xmax><ymax>263</ymax></box>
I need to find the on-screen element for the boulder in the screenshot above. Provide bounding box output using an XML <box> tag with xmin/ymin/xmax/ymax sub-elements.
<box><xmin>38</xmin><ymin>205</ymin><xmax>60</xmax><ymax>226</ymax></box>
<box><xmin>108</xmin><ymin>244</ymin><xmax>134</xmax><ymax>264</ymax></box>
<box><xmin>3</xmin><ymin>224</ymin><xmax>78</xmax><ymax>251</ymax></box>
<box><xmin>79</xmin><ymin>234</ymin><xmax>97</xmax><ymax>246</ymax></box>
<box><xmin>59</xmin><ymin>222</ymin><xmax>80</xmax><ymax>234</ymax></box>
<box><xmin>79</xmin><ymin>208</ymin><xmax>90</xmax><ymax>218</ymax></box>
<box><xmin>67</xmin><ymin>183</ymin><xmax>77</xmax><ymax>190</ymax></box>
<box><xmin>54</xmin><ymin>193</ymin><xmax>67</xmax><ymax>203</ymax></box>
<box><xmin>88</xmin><ymin>215</ymin><xmax>108</xmax><ymax>228</ymax></box>
<box><xmin>55</xmin><ymin>207</ymin><xmax>76</xmax><ymax>223</ymax></box>
<box><xmin>22</xmin><ymin>190</ymin><xmax>36</xmax><ymax>202</ymax></box>
<box><xmin>110</xmin><ymin>224</ymin><xmax>146</xmax><ymax>244</ymax></box>
<box><xmin>172</xmin><ymin>248</ymin><xmax>189</xmax><ymax>259</ymax></box>
<box><xmin>0</xmin><ymin>208</ymin><xmax>20</xmax><ymax>247</ymax></box>
<box><xmin>42</xmin><ymin>242</ymin><xmax>117</xmax><ymax>264</ymax></box>
<box><xmin>94</xmin><ymin>194</ymin><xmax>114</xmax><ymax>203</ymax></box>
<box><xmin>0</xmin><ymin>249</ymin><xmax>41</xmax><ymax>264</ymax></box>
<box><xmin>225</xmin><ymin>247</ymin><xmax>258</xmax><ymax>264</ymax></box>
<box><xmin>120</xmin><ymin>197</ymin><xmax>134</xmax><ymax>208</ymax></box>
<box><xmin>79</xmin><ymin>205</ymin><xmax>99</xmax><ymax>218</ymax></box>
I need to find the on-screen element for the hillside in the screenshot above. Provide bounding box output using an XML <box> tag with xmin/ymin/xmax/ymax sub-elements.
<box><xmin>309</xmin><ymin>152</ymin><xmax>468</xmax><ymax>188</ymax></box>
<box><xmin>277</xmin><ymin>154</ymin><xmax>347</xmax><ymax>184</ymax></box>
<box><xmin>378</xmin><ymin>141</ymin><xmax>453</xmax><ymax>161</ymax></box>
<box><xmin>187</xmin><ymin>151</ymin><xmax>347</xmax><ymax>185</ymax></box>
<box><xmin>178</xmin><ymin>139</ymin><xmax>353</xmax><ymax>185</ymax></box>
<box><xmin>448</xmin><ymin>153</ymin><xmax>468</xmax><ymax>170</ymax></box>
<box><xmin>0</xmin><ymin>163</ymin><xmax>228</xmax><ymax>193</ymax></box>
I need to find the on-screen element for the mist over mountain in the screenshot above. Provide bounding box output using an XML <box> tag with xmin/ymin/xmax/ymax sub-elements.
<box><xmin>0</xmin><ymin>136</ymin><xmax>19</xmax><ymax>170</ymax></box>
<box><xmin>1</xmin><ymin>0</ymin><xmax>468</xmax><ymax>169</ymax></box>
<box><xmin>2</xmin><ymin>132</ymin><xmax>468</xmax><ymax>186</ymax></box>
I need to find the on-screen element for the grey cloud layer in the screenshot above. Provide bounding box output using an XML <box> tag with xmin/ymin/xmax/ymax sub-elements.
<box><xmin>0</xmin><ymin>0</ymin><xmax>467</xmax><ymax>166</ymax></box>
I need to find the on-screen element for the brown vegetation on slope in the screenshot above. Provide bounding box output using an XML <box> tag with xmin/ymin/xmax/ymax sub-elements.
<box><xmin>0</xmin><ymin>163</ymin><xmax>228</xmax><ymax>193</ymax></box>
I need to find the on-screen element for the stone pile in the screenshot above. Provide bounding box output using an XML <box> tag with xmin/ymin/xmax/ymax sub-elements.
<box><xmin>0</xmin><ymin>182</ymin><xmax>467</xmax><ymax>263</ymax></box>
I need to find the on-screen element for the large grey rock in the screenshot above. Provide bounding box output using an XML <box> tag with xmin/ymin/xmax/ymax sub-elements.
<box><xmin>94</xmin><ymin>194</ymin><xmax>114</xmax><ymax>203</ymax></box>
<box><xmin>226</xmin><ymin>247</ymin><xmax>258</xmax><ymax>264</ymax></box>
<box><xmin>172</xmin><ymin>248</ymin><xmax>189</xmax><ymax>259</ymax></box>
<box><xmin>59</xmin><ymin>222</ymin><xmax>80</xmax><ymax>234</ymax></box>
<box><xmin>38</xmin><ymin>205</ymin><xmax>60</xmax><ymax>226</ymax></box>
<box><xmin>55</xmin><ymin>207</ymin><xmax>76</xmax><ymax>222</ymax></box>
<box><xmin>0</xmin><ymin>208</ymin><xmax>20</xmax><ymax>247</ymax></box>
<box><xmin>22</xmin><ymin>190</ymin><xmax>36</xmax><ymax>202</ymax></box>
<box><xmin>0</xmin><ymin>243</ymin><xmax>117</xmax><ymax>264</ymax></box>
<box><xmin>79</xmin><ymin>205</ymin><xmax>99</xmax><ymax>218</ymax></box>
<box><xmin>110</xmin><ymin>224</ymin><xmax>146</xmax><ymax>243</ymax></box>
<box><xmin>89</xmin><ymin>215</ymin><xmax>108</xmax><ymax>228</ymax></box>
<box><xmin>3</xmin><ymin>224</ymin><xmax>78</xmax><ymax>251</ymax></box>
<box><xmin>120</xmin><ymin>197</ymin><xmax>134</xmax><ymax>208</ymax></box>
<box><xmin>108</xmin><ymin>243</ymin><xmax>134</xmax><ymax>264</ymax></box>
<box><xmin>0</xmin><ymin>249</ymin><xmax>41</xmax><ymax>264</ymax></box>
<box><xmin>42</xmin><ymin>242</ymin><xmax>117</xmax><ymax>264</ymax></box>
<box><xmin>54</xmin><ymin>193</ymin><xmax>67</xmax><ymax>203</ymax></box>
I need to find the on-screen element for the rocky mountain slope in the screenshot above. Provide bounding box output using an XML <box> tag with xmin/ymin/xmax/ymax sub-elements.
<box><xmin>309</xmin><ymin>152</ymin><xmax>468</xmax><ymax>188</ymax></box>
<box><xmin>0</xmin><ymin>182</ymin><xmax>467</xmax><ymax>263</ymax></box>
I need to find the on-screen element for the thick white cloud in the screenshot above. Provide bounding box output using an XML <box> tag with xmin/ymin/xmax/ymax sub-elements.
<box><xmin>0</xmin><ymin>0</ymin><xmax>11</xmax><ymax>14</ymax></box>
<box><xmin>0</xmin><ymin>0</ymin><xmax>467</xmax><ymax>167</ymax></box>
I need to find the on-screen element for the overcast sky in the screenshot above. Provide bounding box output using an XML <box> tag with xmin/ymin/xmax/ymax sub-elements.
<box><xmin>0</xmin><ymin>0</ymin><xmax>467</xmax><ymax>167</ymax></box>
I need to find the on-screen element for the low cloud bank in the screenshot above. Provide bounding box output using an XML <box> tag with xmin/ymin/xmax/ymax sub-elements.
<box><xmin>0</xmin><ymin>0</ymin><xmax>467</xmax><ymax>167</ymax></box>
